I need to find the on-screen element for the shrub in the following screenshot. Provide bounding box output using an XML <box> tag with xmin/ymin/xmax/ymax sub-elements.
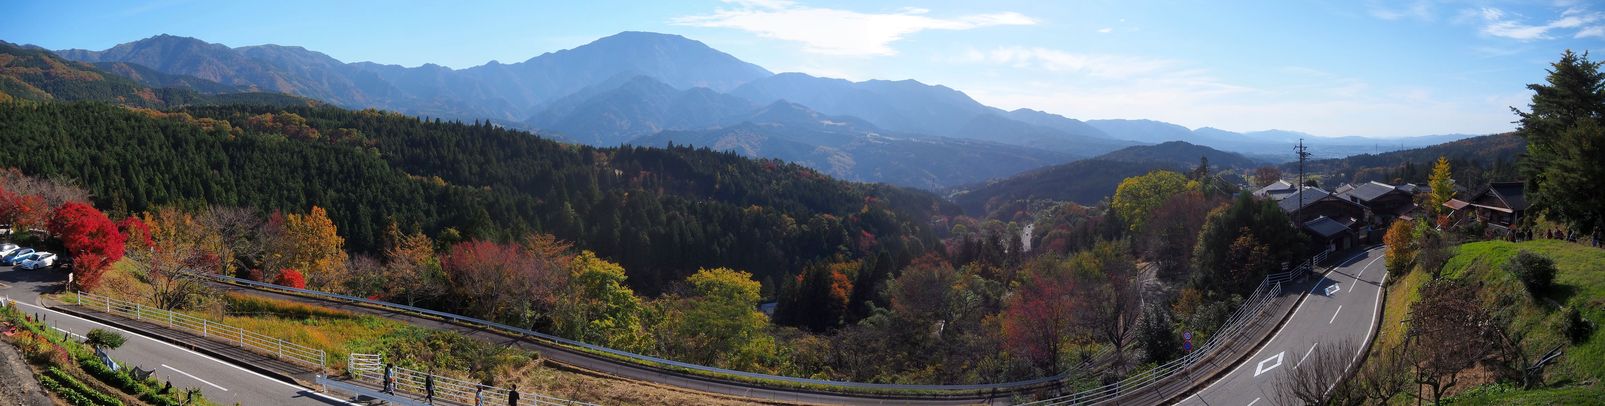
<box><xmin>85</xmin><ymin>329</ymin><xmax>125</xmax><ymax>350</ymax></box>
<box><xmin>1562</xmin><ymin>307</ymin><xmax>1594</xmax><ymax>344</ymax></box>
<box><xmin>1504</xmin><ymin>250</ymin><xmax>1557</xmax><ymax>297</ymax></box>
<box><xmin>275</xmin><ymin>268</ymin><xmax>307</xmax><ymax>289</ymax></box>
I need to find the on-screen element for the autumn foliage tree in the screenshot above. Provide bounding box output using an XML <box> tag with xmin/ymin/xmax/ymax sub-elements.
<box><xmin>276</xmin><ymin>206</ymin><xmax>349</xmax><ymax>290</ymax></box>
<box><xmin>1252</xmin><ymin>165</ymin><xmax>1284</xmax><ymax>188</ymax></box>
<box><xmin>1002</xmin><ymin>263</ymin><xmax>1079</xmax><ymax>373</ymax></box>
<box><xmin>1383</xmin><ymin>220</ymin><xmax>1418</xmax><ymax>274</ymax></box>
<box><xmin>275</xmin><ymin>268</ymin><xmax>307</xmax><ymax>289</ymax></box>
<box><xmin>554</xmin><ymin>251</ymin><xmax>648</xmax><ymax>352</ymax></box>
<box><xmin>775</xmin><ymin>261</ymin><xmax>855</xmax><ymax>332</ymax></box>
<box><xmin>1428</xmin><ymin>156</ymin><xmax>1455</xmax><ymax>221</ymax></box>
<box><xmin>138</xmin><ymin>208</ymin><xmax>227</xmax><ymax>309</ymax></box>
<box><xmin>48</xmin><ymin>202</ymin><xmax>126</xmax><ymax>292</ymax></box>
<box><xmin>443</xmin><ymin>235</ymin><xmax>570</xmax><ymax>327</ymax></box>
<box><xmin>662</xmin><ymin>267</ymin><xmax>778</xmax><ymax>371</ymax></box>
<box><xmin>1112</xmin><ymin>170</ymin><xmax>1189</xmax><ymax>233</ymax></box>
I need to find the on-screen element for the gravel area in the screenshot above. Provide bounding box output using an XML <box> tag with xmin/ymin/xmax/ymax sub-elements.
<box><xmin>0</xmin><ymin>335</ymin><xmax>52</xmax><ymax>406</ymax></box>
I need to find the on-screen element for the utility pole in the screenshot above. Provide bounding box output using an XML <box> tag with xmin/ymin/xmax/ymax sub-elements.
<box><xmin>1295</xmin><ymin>138</ymin><xmax>1310</xmax><ymax>220</ymax></box>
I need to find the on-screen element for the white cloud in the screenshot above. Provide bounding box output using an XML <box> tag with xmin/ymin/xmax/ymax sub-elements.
<box><xmin>1368</xmin><ymin>0</ymin><xmax>1435</xmax><ymax>21</ymax></box>
<box><xmin>959</xmin><ymin>47</ymin><xmax>1180</xmax><ymax>79</ymax></box>
<box><xmin>1097</xmin><ymin>27</ymin><xmax>1113</xmax><ymax>34</ymax></box>
<box><xmin>671</xmin><ymin>1</ymin><xmax>1036</xmax><ymax>56</ymax></box>
<box><xmin>1477</xmin><ymin>6</ymin><xmax>1604</xmax><ymax>41</ymax></box>
<box><xmin>1579</xmin><ymin>25</ymin><xmax>1605</xmax><ymax>38</ymax></box>
<box><xmin>953</xmin><ymin>50</ymin><xmax>1513</xmax><ymax>136</ymax></box>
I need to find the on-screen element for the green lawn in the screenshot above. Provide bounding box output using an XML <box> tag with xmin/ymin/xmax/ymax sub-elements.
<box><xmin>1380</xmin><ymin>239</ymin><xmax>1605</xmax><ymax>403</ymax></box>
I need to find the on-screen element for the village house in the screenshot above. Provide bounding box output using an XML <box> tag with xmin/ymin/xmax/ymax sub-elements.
<box><xmin>1444</xmin><ymin>181</ymin><xmax>1529</xmax><ymax>230</ymax></box>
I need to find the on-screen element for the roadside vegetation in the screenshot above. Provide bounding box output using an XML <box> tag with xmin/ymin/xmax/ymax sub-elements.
<box><xmin>1</xmin><ymin>300</ymin><xmax>218</xmax><ymax>406</ymax></box>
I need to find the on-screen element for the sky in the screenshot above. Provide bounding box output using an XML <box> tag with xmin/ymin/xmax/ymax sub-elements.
<box><xmin>4</xmin><ymin>0</ymin><xmax>1602</xmax><ymax>137</ymax></box>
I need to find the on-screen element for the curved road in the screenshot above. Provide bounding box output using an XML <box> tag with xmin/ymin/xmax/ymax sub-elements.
<box><xmin>1176</xmin><ymin>247</ymin><xmax>1388</xmax><ymax>406</ymax></box>
<box><xmin>0</xmin><ymin>266</ymin><xmax>347</xmax><ymax>406</ymax></box>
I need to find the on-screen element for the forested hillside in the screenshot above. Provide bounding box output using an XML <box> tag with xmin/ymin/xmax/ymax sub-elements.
<box><xmin>0</xmin><ymin>41</ymin><xmax>309</xmax><ymax>108</ymax></box>
<box><xmin>1297</xmin><ymin>133</ymin><xmax>1523</xmax><ymax>186</ymax></box>
<box><xmin>0</xmin><ymin>102</ymin><xmax>952</xmax><ymax>293</ymax></box>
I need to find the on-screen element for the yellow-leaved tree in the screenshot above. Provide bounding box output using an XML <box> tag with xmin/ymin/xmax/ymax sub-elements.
<box><xmin>1112</xmin><ymin>170</ymin><xmax>1189</xmax><ymax>232</ymax></box>
<box><xmin>281</xmin><ymin>206</ymin><xmax>348</xmax><ymax>290</ymax></box>
<box><xmin>1428</xmin><ymin>156</ymin><xmax>1454</xmax><ymax>223</ymax></box>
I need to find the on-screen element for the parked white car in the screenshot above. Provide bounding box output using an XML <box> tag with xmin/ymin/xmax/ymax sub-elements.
<box><xmin>0</xmin><ymin>243</ymin><xmax>18</xmax><ymax>258</ymax></box>
<box><xmin>18</xmin><ymin>252</ymin><xmax>56</xmax><ymax>270</ymax></box>
<box><xmin>1</xmin><ymin>247</ymin><xmax>34</xmax><ymax>265</ymax></box>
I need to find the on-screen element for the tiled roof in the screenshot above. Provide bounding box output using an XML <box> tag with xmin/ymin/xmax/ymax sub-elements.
<box><xmin>1304</xmin><ymin>216</ymin><xmax>1351</xmax><ymax>238</ymax></box>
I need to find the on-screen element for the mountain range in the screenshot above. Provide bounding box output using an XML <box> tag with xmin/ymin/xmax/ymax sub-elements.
<box><xmin>41</xmin><ymin>31</ymin><xmax>1477</xmax><ymax>189</ymax></box>
<box><xmin>950</xmin><ymin>140</ymin><xmax>1261</xmax><ymax>216</ymax></box>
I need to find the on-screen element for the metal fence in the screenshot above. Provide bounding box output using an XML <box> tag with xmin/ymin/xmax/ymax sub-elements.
<box><xmin>1018</xmin><ymin>248</ymin><xmax>1335</xmax><ymax>405</ymax></box>
<box><xmin>347</xmin><ymin>353</ymin><xmax>594</xmax><ymax>406</ymax></box>
<box><xmin>73</xmin><ymin>290</ymin><xmax>326</xmax><ymax>371</ymax></box>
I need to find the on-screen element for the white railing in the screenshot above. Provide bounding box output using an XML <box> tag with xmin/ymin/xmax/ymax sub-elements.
<box><xmin>73</xmin><ymin>291</ymin><xmax>326</xmax><ymax>371</ymax></box>
<box><xmin>347</xmin><ymin>353</ymin><xmax>594</xmax><ymax>406</ymax></box>
<box><xmin>1020</xmin><ymin>248</ymin><xmax>1335</xmax><ymax>405</ymax></box>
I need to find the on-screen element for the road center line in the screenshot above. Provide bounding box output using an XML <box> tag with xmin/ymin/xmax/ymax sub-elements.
<box><xmin>1247</xmin><ymin>397</ymin><xmax>1262</xmax><ymax>406</ymax></box>
<box><xmin>10</xmin><ymin>300</ymin><xmax>353</xmax><ymax>404</ymax></box>
<box><xmin>163</xmin><ymin>364</ymin><xmax>228</xmax><ymax>391</ymax></box>
<box><xmin>1183</xmin><ymin>248</ymin><xmax>1382</xmax><ymax>401</ymax></box>
<box><xmin>1298</xmin><ymin>342</ymin><xmax>1317</xmax><ymax>368</ymax></box>
<box><xmin>1329</xmin><ymin>305</ymin><xmax>1343</xmax><ymax>324</ymax></box>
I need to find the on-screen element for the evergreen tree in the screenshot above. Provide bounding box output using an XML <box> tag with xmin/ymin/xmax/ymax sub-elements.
<box><xmin>1515</xmin><ymin>50</ymin><xmax>1605</xmax><ymax>235</ymax></box>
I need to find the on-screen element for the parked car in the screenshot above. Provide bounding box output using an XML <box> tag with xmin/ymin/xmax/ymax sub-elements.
<box><xmin>0</xmin><ymin>243</ymin><xmax>18</xmax><ymax>257</ymax></box>
<box><xmin>19</xmin><ymin>252</ymin><xmax>55</xmax><ymax>270</ymax></box>
<box><xmin>1</xmin><ymin>248</ymin><xmax>34</xmax><ymax>265</ymax></box>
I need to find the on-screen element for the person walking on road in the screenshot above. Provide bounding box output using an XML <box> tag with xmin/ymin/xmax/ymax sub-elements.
<box><xmin>508</xmin><ymin>385</ymin><xmax>520</xmax><ymax>406</ymax></box>
<box><xmin>424</xmin><ymin>373</ymin><xmax>435</xmax><ymax>404</ymax></box>
<box><xmin>383</xmin><ymin>364</ymin><xmax>395</xmax><ymax>395</ymax></box>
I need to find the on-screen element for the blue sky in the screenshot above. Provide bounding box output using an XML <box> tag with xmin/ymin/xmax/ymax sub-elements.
<box><xmin>4</xmin><ymin>0</ymin><xmax>1602</xmax><ymax>137</ymax></box>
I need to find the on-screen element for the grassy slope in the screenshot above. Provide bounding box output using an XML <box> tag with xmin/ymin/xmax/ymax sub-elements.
<box><xmin>81</xmin><ymin>261</ymin><xmax>763</xmax><ymax>405</ymax></box>
<box><xmin>1376</xmin><ymin>240</ymin><xmax>1605</xmax><ymax>404</ymax></box>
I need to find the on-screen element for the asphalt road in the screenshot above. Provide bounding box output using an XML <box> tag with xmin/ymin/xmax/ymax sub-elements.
<box><xmin>0</xmin><ymin>265</ymin><xmax>346</xmax><ymax>406</ymax></box>
<box><xmin>1176</xmin><ymin>247</ymin><xmax>1388</xmax><ymax>406</ymax></box>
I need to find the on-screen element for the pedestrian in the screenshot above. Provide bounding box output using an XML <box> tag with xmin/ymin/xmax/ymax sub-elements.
<box><xmin>508</xmin><ymin>384</ymin><xmax>520</xmax><ymax>406</ymax></box>
<box><xmin>475</xmin><ymin>386</ymin><xmax>484</xmax><ymax>406</ymax></box>
<box><xmin>424</xmin><ymin>374</ymin><xmax>435</xmax><ymax>405</ymax></box>
<box><xmin>383</xmin><ymin>363</ymin><xmax>395</xmax><ymax>394</ymax></box>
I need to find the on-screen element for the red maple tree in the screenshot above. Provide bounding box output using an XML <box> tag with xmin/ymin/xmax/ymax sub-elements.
<box><xmin>276</xmin><ymin>268</ymin><xmax>307</xmax><ymax>289</ymax></box>
<box><xmin>47</xmin><ymin>202</ymin><xmax>126</xmax><ymax>292</ymax></box>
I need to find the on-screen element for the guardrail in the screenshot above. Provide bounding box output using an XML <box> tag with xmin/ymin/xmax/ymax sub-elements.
<box><xmin>73</xmin><ymin>290</ymin><xmax>326</xmax><ymax>372</ymax></box>
<box><xmin>1019</xmin><ymin>248</ymin><xmax>1335</xmax><ymax>405</ymax></box>
<box><xmin>347</xmin><ymin>353</ymin><xmax>594</xmax><ymax>406</ymax></box>
<box><xmin>206</xmin><ymin>274</ymin><xmax>1084</xmax><ymax>396</ymax></box>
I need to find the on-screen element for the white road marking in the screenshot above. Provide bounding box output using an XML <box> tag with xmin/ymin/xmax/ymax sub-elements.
<box><xmin>11</xmin><ymin>301</ymin><xmax>353</xmax><ymax>404</ymax></box>
<box><xmin>1176</xmin><ymin>248</ymin><xmax>1384</xmax><ymax>404</ymax></box>
<box><xmin>1254</xmin><ymin>351</ymin><xmax>1284</xmax><ymax>377</ymax></box>
<box><xmin>1298</xmin><ymin>342</ymin><xmax>1317</xmax><ymax>368</ymax></box>
<box><xmin>1325</xmin><ymin>283</ymin><xmax>1342</xmax><ymax>296</ymax></box>
<box><xmin>1329</xmin><ymin>305</ymin><xmax>1343</xmax><ymax>324</ymax></box>
<box><xmin>53</xmin><ymin>327</ymin><xmax>86</xmax><ymax>339</ymax></box>
<box><xmin>1247</xmin><ymin>397</ymin><xmax>1262</xmax><ymax>406</ymax></box>
<box><xmin>163</xmin><ymin>364</ymin><xmax>228</xmax><ymax>391</ymax></box>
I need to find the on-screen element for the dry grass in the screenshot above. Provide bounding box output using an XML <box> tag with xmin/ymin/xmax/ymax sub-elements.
<box><xmin>504</xmin><ymin>361</ymin><xmax>769</xmax><ymax>406</ymax></box>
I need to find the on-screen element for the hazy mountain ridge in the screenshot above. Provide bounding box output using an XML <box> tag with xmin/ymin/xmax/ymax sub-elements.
<box><xmin>949</xmin><ymin>141</ymin><xmax>1252</xmax><ymax>215</ymax></box>
<box><xmin>42</xmin><ymin>31</ymin><xmax>1481</xmax><ymax>189</ymax></box>
<box><xmin>631</xmin><ymin>101</ymin><xmax>1079</xmax><ymax>189</ymax></box>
